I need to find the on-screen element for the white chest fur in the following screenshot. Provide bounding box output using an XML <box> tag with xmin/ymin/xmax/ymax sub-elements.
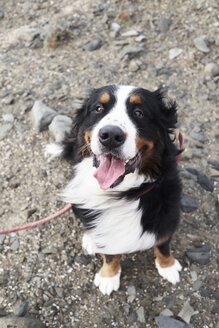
<box><xmin>61</xmin><ymin>158</ymin><xmax>156</xmax><ymax>254</ymax></box>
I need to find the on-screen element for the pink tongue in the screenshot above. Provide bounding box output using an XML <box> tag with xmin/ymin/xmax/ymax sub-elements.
<box><xmin>93</xmin><ymin>155</ymin><xmax>125</xmax><ymax>190</ymax></box>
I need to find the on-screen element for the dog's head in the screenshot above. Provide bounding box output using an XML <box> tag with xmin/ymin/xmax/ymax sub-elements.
<box><xmin>73</xmin><ymin>85</ymin><xmax>178</xmax><ymax>190</ymax></box>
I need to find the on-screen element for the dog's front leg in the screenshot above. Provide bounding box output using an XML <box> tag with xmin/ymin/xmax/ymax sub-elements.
<box><xmin>94</xmin><ymin>254</ymin><xmax>121</xmax><ymax>295</ymax></box>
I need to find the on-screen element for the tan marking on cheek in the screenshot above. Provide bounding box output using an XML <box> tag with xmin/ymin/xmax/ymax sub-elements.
<box><xmin>84</xmin><ymin>130</ymin><xmax>92</xmax><ymax>145</ymax></box>
<box><xmin>154</xmin><ymin>247</ymin><xmax>175</xmax><ymax>268</ymax></box>
<box><xmin>130</xmin><ymin>94</ymin><xmax>141</xmax><ymax>104</ymax></box>
<box><xmin>136</xmin><ymin>136</ymin><xmax>154</xmax><ymax>152</ymax></box>
<box><xmin>100</xmin><ymin>255</ymin><xmax>121</xmax><ymax>278</ymax></box>
<box><xmin>99</xmin><ymin>92</ymin><xmax>110</xmax><ymax>104</ymax></box>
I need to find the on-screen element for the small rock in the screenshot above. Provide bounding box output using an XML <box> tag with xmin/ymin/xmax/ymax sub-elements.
<box><xmin>190</xmin><ymin>132</ymin><xmax>205</xmax><ymax>143</ymax></box>
<box><xmin>180</xmin><ymin>170</ymin><xmax>193</xmax><ymax>179</ymax></box>
<box><xmin>84</xmin><ymin>39</ymin><xmax>102</xmax><ymax>51</ymax></box>
<box><xmin>205</xmin><ymin>63</ymin><xmax>219</xmax><ymax>77</ymax></box>
<box><xmin>197</xmin><ymin>173</ymin><xmax>214</xmax><ymax>192</ymax></box>
<box><xmin>13</xmin><ymin>302</ymin><xmax>28</xmax><ymax>317</ymax></box>
<box><xmin>190</xmin><ymin>271</ymin><xmax>197</xmax><ymax>281</ymax></box>
<box><xmin>186</xmin><ymin>168</ymin><xmax>200</xmax><ymax>176</ymax></box>
<box><xmin>0</xmin><ymin>308</ymin><xmax>7</xmax><ymax>317</ymax></box>
<box><xmin>135</xmin><ymin>34</ymin><xmax>147</xmax><ymax>42</ymax></box>
<box><xmin>49</xmin><ymin>115</ymin><xmax>73</xmax><ymax>142</ymax></box>
<box><xmin>118</xmin><ymin>46</ymin><xmax>144</xmax><ymax>60</ymax></box>
<box><xmin>10</xmin><ymin>238</ymin><xmax>19</xmax><ymax>251</ymax></box>
<box><xmin>0</xmin><ymin>316</ymin><xmax>46</xmax><ymax>328</ymax></box>
<box><xmin>194</xmin><ymin>37</ymin><xmax>210</xmax><ymax>53</ymax></box>
<box><xmin>169</xmin><ymin>48</ymin><xmax>183</xmax><ymax>59</ymax></box>
<box><xmin>0</xmin><ymin>11</ymin><xmax>4</xmax><ymax>20</ymax></box>
<box><xmin>159</xmin><ymin>18</ymin><xmax>172</xmax><ymax>33</ymax></box>
<box><xmin>111</xmin><ymin>22</ymin><xmax>121</xmax><ymax>33</ymax></box>
<box><xmin>0</xmin><ymin>235</ymin><xmax>6</xmax><ymax>245</ymax></box>
<box><xmin>178</xmin><ymin>299</ymin><xmax>197</xmax><ymax>324</ymax></box>
<box><xmin>31</xmin><ymin>100</ymin><xmax>57</xmax><ymax>131</ymax></box>
<box><xmin>55</xmin><ymin>287</ymin><xmax>64</xmax><ymax>298</ymax></box>
<box><xmin>121</xmin><ymin>30</ymin><xmax>139</xmax><ymax>37</ymax></box>
<box><xmin>209</xmin><ymin>161</ymin><xmax>219</xmax><ymax>171</ymax></box>
<box><xmin>2</xmin><ymin>96</ymin><xmax>14</xmax><ymax>105</ymax></box>
<box><xmin>41</xmin><ymin>247</ymin><xmax>57</xmax><ymax>254</ymax></box>
<box><xmin>3</xmin><ymin>114</ymin><xmax>14</xmax><ymax>123</ymax></box>
<box><xmin>127</xmin><ymin>286</ymin><xmax>136</xmax><ymax>302</ymax></box>
<box><xmin>75</xmin><ymin>255</ymin><xmax>91</xmax><ymax>265</ymax></box>
<box><xmin>160</xmin><ymin>309</ymin><xmax>173</xmax><ymax>317</ymax></box>
<box><xmin>155</xmin><ymin>315</ymin><xmax>191</xmax><ymax>328</ymax></box>
<box><xmin>200</xmin><ymin>288</ymin><xmax>213</xmax><ymax>298</ymax></box>
<box><xmin>136</xmin><ymin>306</ymin><xmax>145</xmax><ymax>323</ymax></box>
<box><xmin>211</xmin><ymin>301</ymin><xmax>219</xmax><ymax>314</ymax></box>
<box><xmin>0</xmin><ymin>124</ymin><xmax>13</xmax><ymax>140</ymax></box>
<box><xmin>181</xmin><ymin>196</ymin><xmax>198</xmax><ymax>213</ymax></box>
<box><xmin>9</xmin><ymin>25</ymin><xmax>40</xmax><ymax>46</ymax></box>
<box><xmin>129</xmin><ymin>60</ymin><xmax>141</xmax><ymax>72</ymax></box>
<box><xmin>186</xmin><ymin>245</ymin><xmax>211</xmax><ymax>265</ymax></box>
<box><xmin>193</xmin><ymin>280</ymin><xmax>202</xmax><ymax>290</ymax></box>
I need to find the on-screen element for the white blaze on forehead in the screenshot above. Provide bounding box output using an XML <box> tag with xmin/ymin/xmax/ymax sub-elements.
<box><xmin>91</xmin><ymin>85</ymin><xmax>138</xmax><ymax>159</ymax></box>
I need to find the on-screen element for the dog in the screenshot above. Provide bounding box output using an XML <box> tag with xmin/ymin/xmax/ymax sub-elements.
<box><xmin>46</xmin><ymin>84</ymin><xmax>183</xmax><ymax>295</ymax></box>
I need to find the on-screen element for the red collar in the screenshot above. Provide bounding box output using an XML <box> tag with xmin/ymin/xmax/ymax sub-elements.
<box><xmin>137</xmin><ymin>132</ymin><xmax>183</xmax><ymax>198</ymax></box>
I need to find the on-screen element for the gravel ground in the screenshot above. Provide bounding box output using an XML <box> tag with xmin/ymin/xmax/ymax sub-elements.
<box><xmin>0</xmin><ymin>0</ymin><xmax>218</xmax><ymax>327</ymax></box>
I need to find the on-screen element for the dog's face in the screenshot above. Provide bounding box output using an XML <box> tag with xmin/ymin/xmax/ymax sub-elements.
<box><xmin>75</xmin><ymin>85</ymin><xmax>177</xmax><ymax>190</ymax></box>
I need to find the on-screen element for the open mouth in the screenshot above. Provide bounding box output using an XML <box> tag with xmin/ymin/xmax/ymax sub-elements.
<box><xmin>93</xmin><ymin>147</ymin><xmax>146</xmax><ymax>190</ymax></box>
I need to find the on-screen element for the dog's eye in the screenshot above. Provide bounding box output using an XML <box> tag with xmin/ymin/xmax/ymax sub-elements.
<box><xmin>134</xmin><ymin>108</ymin><xmax>144</xmax><ymax>118</ymax></box>
<box><xmin>96</xmin><ymin>105</ymin><xmax>104</xmax><ymax>113</ymax></box>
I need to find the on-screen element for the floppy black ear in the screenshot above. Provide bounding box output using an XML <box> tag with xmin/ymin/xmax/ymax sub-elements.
<box><xmin>154</xmin><ymin>88</ymin><xmax>178</xmax><ymax>134</ymax></box>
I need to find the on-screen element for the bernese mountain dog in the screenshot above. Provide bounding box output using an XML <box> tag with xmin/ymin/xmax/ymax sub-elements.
<box><xmin>46</xmin><ymin>84</ymin><xmax>183</xmax><ymax>295</ymax></box>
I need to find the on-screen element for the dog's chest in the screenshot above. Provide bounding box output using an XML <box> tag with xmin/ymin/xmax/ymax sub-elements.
<box><xmin>62</xmin><ymin>158</ymin><xmax>156</xmax><ymax>254</ymax></box>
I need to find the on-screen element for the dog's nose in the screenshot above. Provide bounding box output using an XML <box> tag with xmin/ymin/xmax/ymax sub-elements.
<box><xmin>99</xmin><ymin>125</ymin><xmax>126</xmax><ymax>148</ymax></box>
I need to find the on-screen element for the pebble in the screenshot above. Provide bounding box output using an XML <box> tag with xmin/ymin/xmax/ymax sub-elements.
<box><xmin>160</xmin><ymin>309</ymin><xmax>173</xmax><ymax>317</ymax></box>
<box><xmin>2</xmin><ymin>114</ymin><xmax>14</xmax><ymax>123</ymax></box>
<box><xmin>118</xmin><ymin>46</ymin><xmax>144</xmax><ymax>60</ymax></box>
<box><xmin>193</xmin><ymin>37</ymin><xmax>210</xmax><ymax>53</ymax></box>
<box><xmin>127</xmin><ymin>286</ymin><xmax>136</xmax><ymax>302</ymax></box>
<box><xmin>0</xmin><ymin>123</ymin><xmax>13</xmax><ymax>140</ymax></box>
<box><xmin>181</xmin><ymin>196</ymin><xmax>198</xmax><ymax>213</ymax></box>
<box><xmin>111</xmin><ymin>22</ymin><xmax>121</xmax><ymax>33</ymax></box>
<box><xmin>2</xmin><ymin>96</ymin><xmax>14</xmax><ymax>105</ymax></box>
<box><xmin>205</xmin><ymin>63</ymin><xmax>219</xmax><ymax>77</ymax></box>
<box><xmin>75</xmin><ymin>255</ymin><xmax>91</xmax><ymax>265</ymax></box>
<box><xmin>49</xmin><ymin>115</ymin><xmax>73</xmax><ymax>142</ymax></box>
<box><xmin>209</xmin><ymin>161</ymin><xmax>219</xmax><ymax>171</ymax></box>
<box><xmin>0</xmin><ymin>316</ymin><xmax>45</xmax><ymax>328</ymax></box>
<box><xmin>135</xmin><ymin>34</ymin><xmax>147</xmax><ymax>42</ymax></box>
<box><xmin>136</xmin><ymin>306</ymin><xmax>145</xmax><ymax>323</ymax></box>
<box><xmin>129</xmin><ymin>60</ymin><xmax>141</xmax><ymax>72</ymax></box>
<box><xmin>13</xmin><ymin>302</ymin><xmax>28</xmax><ymax>317</ymax></box>
<box><xmin>211</xmin><ymin>301</ymin><xmax>219</xmax><ymax>314</ymax></box>
<box><xmin>197</xmin><ymin>173</ymin><xmax>214</xmax><ymax>192</ymax></box>
<box><xmin>193</xmin><ymin>279</ymin><xmax>202</xmax><ymax>290</ymax></box>
<box><xmin>10</xmin><ymin>238</ymin><xmax>19</xmax><ymax>251</ymax></box>
<box><xmin>155</xmin><ymin>315</ymin><xmax>191</xmax><ymax>328</ymax></box>
<box><xmin>190</xmin><ymin>132</ymin><xmax>205</xmax><ymax>143</ymax></box>
<box><xmin>0</xmin><ymin>11</ymin><xmax>4</xmax><ymax>19</ymax></box>
<box><xmin>159</xmin><ymin>18</ymin><xmax>172</xmax><ymax>33</ymax></box>
<box><xmin>0</xmin><ymin>234</ymin><xmax>6</xmax><ymax>245</ymax></box>
<box><xmin>84</xmin><ymin>39</ymin><xmax>102</xmax><ymax>51</ymax></box>
<box><xmin>121</xmin><ymin>30</ymin><xmax>139</xmax><ymax>37</ymax></box>
<box><xmin>169</xmin><ymin>48</ymin><xmax>183</xmax><ymax>59</ymax></box>
<box><xmin>186</xmin><ymin>245</ymin><xmax>211</xmax><ymax>265</ymax></box>
<box><xmin>31</xmin><ymin>100</ymin><xmax>57</xmax><ymax>131</ymax></box>
<box><xmin>178</xmin><ymin>299</ymin><xmax>197</xmax><ymax>324</ymax></box>
<box><xmin>9</xmin><ymin>25</ymin><xmax>40</xmax><ymax>46</ymax></box>
<box><xmin>186</xmin><ymin>168</ymin><xmax>200</xmax><ymax>176</ymax></box>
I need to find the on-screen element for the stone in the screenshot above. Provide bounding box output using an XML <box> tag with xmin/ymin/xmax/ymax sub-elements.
<box><xmin>0</xmin><ymin>235</ymin><xmax>6</xmax><ymax>245</ymax></box>
<box><xmin>118</xmin><ymin>46</ymin><xmax>144</xmax><ymax>60</ymax></box>
<box><xmin>3</xmin><ymin>114</ymin><xmax>14</xmax><ymax>123</ymax></box>
<box><xmin>111</xmin><ymin>22</ymin><xmax>121</xmax><ymax>33</ymax></box>
<box><xmin>127</xmin><ymin>286</ymin><xmax>136</xmax><ymax>302</ymax></box>
<box><xmin>205</xmin><ymin>63</ymin><xmax>219</xmax><ymax>77</ymax></box>
<box><xmin>194</xmin><ymin>37</ymin><xmax>210</xmax><ymax>53</ymax></box>
<box><xmin>135</xmin><ymin>34</ymin><xmax>147</xmax><ymax>42</ymax></box>
<box><xmin>49</xmin><ymin>115</ymin><xmax>73</xmax><ymax>142</ymax></box>
<box><xmin>0</xmin><ymin>309</ymin><xmax>7</xmax><ymax>317</ymax></box>
<box><xmin>155</xmin><ymin>315</ymin><xmax>191</xmax><ymax>328</ymax></box>
<box><xmin>186</xmin><ymin>168</ymin><xmax>200</xmax><ymax>176</ymax></box>
<box><xmin>0</xmin><ymin>124</ymin><xmax>13</xmax><ymax>141</ymax></box>
<box><xmin>13</xmin><ymin>302</ymin><xmax>28</xmax><ymax>317</ymax></box>
<box><xmin>129</xmin><ymin>60</ymin><xmax>141</xmax><ymax>72</ymax></box>
<box><xmin>3</xmin><ymin>96</ymin><xmax>14</xmax><ymax>105</ymax></box>
<box><xmin>178</xmin><ymin>299</ymin><xmax>197</xmax><ymax>324</ymax></box>
<box><xmin>121</xmin><ymin>30</ymin><xmax>139</xmax><ymax>37</ymax></box>
<box><xmin>0</xmin><ymin>11</ymin><xmax>4</xmax><ymax>20</ymax></box>
<box><xmin>136</xmin><ymin>306</ymin><xmax>145</xmax><ymax>323</ymax></box>
<box><xmin>0</xmin><ymin>316</ymin><xmax>45</xmax><ymax>328</ymax></box>
<box><xmin>169</xmin><ymin>48</ymin><xmax>183</xmax><ymax>59</ymax></box>
<box><xmin>193</xmin><ymin>280</ymin><xmax>202</xmax><ymax>290</ymax></box>
<box><xmin>75</xmin><ymin>255</ymin><xmax>91</xmax><ymax>265</ymax></box>
<box><xmin>209</xmin><ymin>161</ymin><xmax>219</xmax><ymax>171</ymax></box>
<box><xmin>160</xmin><ymin>309</ymin><xmax>173</xmax><ymax>317</ymax></box>
<box><xmin>84</xmin><ymin>39</ymin><xmax>102</xmax><ymax>51</ymax></box>
<box><xmin>211</xmin><ymin>301</ymin><xmax>219</xmax><ymax>314</ymax></box>
<box><xmin>197</xmin><ymin>173</ymin><xmax>214</xmax><ymax>192</ymax></box>
<box><xmin>181</xmin><ymin>196</ymin><xmax>198</xmax><ymax>213</ymax></box>
<box><xmin>186</xmin><ymin>245</ymin><xmax>211</xmax><ymax>265</ymax></box>
<box><xmin>159</xmin><ymin>18</ymin><xmax>172</xmax><ymax>33</ymax></box>
<box><xmin>10</xmin><ymin>238</ymin><xmax>19</xmax><ymax>251</ymax></box>
<box><xmin>31</xmin><ymin>100</ymin><xmax>57</xmax><ymax>131</ymax></box>
<box><xmin>9</xmin><ymin>25</ymin><xmax>40</xmax><ymax>46</ymax></box>
<box><xmin>190</xmin><ymin>132</ymin><xmax>205</xmax><ymax>143</ymax></box>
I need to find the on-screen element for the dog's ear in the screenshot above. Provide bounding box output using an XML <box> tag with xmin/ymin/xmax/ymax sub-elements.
<box><xmin>153</xmin><ymin>87</ymin><xmax>178</xmax><ymax>134</ymax></box>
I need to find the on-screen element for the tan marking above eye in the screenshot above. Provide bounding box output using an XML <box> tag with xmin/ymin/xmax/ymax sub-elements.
<box><xmin>84</xmin><ymin>130</ymin><xmax>92</xmax><ymax>144</ymax></box>
<box><xmin>99</xmin><ymin>92</ymin><xmax>110</xmax><ymax>104</ymax></box>
<box><xmin>130</xmin><ymin>94</ymin><xmax>141</xmax><ymax>104</ymax></box>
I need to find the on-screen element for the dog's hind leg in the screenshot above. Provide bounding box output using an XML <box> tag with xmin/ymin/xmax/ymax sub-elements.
<box><xmin>154</xmin><ymin>239</ymin><xmax>182</xmax><ymax>285</ymax></box>
<box><xmin>94</xmin><ymin>254</ymin><xmax>121</xmax><ymax>295</ymax></box>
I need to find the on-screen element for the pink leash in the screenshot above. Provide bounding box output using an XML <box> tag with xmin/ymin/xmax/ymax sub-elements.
<box><xmin>0</xmin><ymin>133</ymin><xmax>183</xmax><ymax>235</ymax></box>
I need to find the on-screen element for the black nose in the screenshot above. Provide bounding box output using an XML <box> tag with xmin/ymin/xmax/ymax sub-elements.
<box><xmin>99</xmin><ymin>125</ymin><xmax>126</xmax><ymax>149</ymax></box>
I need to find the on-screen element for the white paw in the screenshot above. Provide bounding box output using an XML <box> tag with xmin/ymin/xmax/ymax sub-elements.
<box><xmin>155</xmin><ymin>259</ymin><xmax>182</xmax><ymax>285</ymax></box>
<box><xmin>94</xmin><ymin>270</ymin><xmax>121</xmax><ymax>295</ymax></box>
<box><xmin>82</xmin><ymin>233</ymin><xmax>96</xmax><ymax>256</ymax></box>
